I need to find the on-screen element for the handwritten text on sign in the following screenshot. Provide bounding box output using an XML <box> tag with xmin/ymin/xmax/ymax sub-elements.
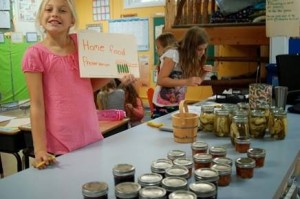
<box><xmin>78</xmin><ymin>31</ymin><xmax>140</xmax><ymax>78</ymax></box>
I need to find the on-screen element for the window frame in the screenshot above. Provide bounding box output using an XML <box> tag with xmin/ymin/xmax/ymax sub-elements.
<box><xmin>124</xmin><ymin>0</ymin><xmax>165</xmax><ymax>9</ymax></box>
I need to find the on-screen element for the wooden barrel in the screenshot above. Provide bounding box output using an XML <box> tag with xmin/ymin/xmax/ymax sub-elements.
<box><xmin>172</xmin><ymin>100</ymin><xmax>199</xmax><ymax>143</ymax></box>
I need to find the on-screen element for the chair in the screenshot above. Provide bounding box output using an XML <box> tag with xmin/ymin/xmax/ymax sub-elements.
<box><xmin>276</xmin><ymin>54</ymin><xmax>300</xmax><ymax>105</ymax></box>
<box><xmin>147</xmin><ymin>88</ymin><xmax>155</xmax><ymax>116</ymax></box>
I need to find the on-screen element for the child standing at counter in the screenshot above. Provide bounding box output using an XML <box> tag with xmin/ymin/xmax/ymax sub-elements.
<box><xmin>22</xmin><ymin>0</ymin><xmax>135</xmax><ymax>169</ymax></box>
<box><xmin>152</xmin><ymin>27</ymin><xmax>212</xmax><ymax>118</ymax></box>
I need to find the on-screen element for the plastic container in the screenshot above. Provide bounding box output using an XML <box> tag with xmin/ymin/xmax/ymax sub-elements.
<box><xmin>82</xmin><ymin>181</ymin><xmax>108</xmax><ymax>199</ymax></box>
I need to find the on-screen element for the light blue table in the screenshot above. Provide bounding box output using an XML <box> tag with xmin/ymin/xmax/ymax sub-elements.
<box><xmin>0</xmin><ymin>109</ymin><xmax>299</xmax><ymax>199</ymax></box>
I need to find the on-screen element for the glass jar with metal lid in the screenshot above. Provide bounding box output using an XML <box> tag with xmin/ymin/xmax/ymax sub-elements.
<box><xmin>194</xmin><ymin>168</ymin><xmax>219</xmax><ymax>189</ymax></box>
<box><xmin>161</xmin><ymin>177</ymin><xmax>188</xmax><ymax>197</ymax></box>
<box><xmin>214</xmin><ymin>110</ymin><xmax>230</xmax><ymax>137</ymax></box>
<box><xmin>113</xmin><ymin>163</ymin><xmax>135</xmax><ymax>186</ymax></box>
<box><xmin>247</xmin><ymin>148</ymin><xmax>266</xmax><ymax>168</ymax></box>
<box><xmin>139</xmin><ymin>186</ymin><xmax>166</xmax><ymax>199</ymax></box>
<box><xmin>209</xmin><ymin>146</ymin><xmax>227</xmax><ymax>158</ymax></box>
<box><xmin>115</xmin><ymin>182</ymin><xmax>141</xmax><ymax>199</ymax></box>
<box><xmin>82</xmin><ymin>181</ymin><xmax>108</xmax><ymax>199</ymax></box>
<box><xmin>237</xmin><ymin>102</ymin><xmax>249</xmax><ymax>112</ymax></box>
<box><xmin>199</xmin><ymin>105</ymin><xmax>215</xmax><ymax>132</ymax></box>
<box><xmin>168</xmin><ymin>190</ymin><xmax>197</xmax><ymax>199</ymax></box>
<box><xmin>222</xmin><ymin>103</ymin><xmax>239</xmax><ymax>123</ymax></box>
<box><xmin>151</xmin><ymin>158</ymin><xmax>173</xmax><ymax>178</ymax></box>
<box><xmin>138</xmin><ymin>173</ymin><xmax>163</xmax><ymax>187</ymax></box>
<box><xmin>212</xmin><ymin>157</ymin><xmax>233</xmax><ymax>167</ymax></box>
<box><xmin>234</xmin><ymin>136</ymin><xmax>251</xmax><ymax>153</ymax></box>
<box><xmin>235</xmin><ymin>157</ymin><xmax>256</xmax><ymax>179</ymax></box>
<box><xmin>191</xmin><ymin>141</ymin><xmax>208</xmax><ymax>155</ymax></box>
<box><xmin>173</xmin><ymin>157</ymin><xmax>193</xmax><ymax>179</ymax></box>
<box><xmin>189</xmin><ymin>181</ymin><xmax>217</xmax><ymax>199</ymax></box>
<box><xmin>165</xmin><ymin>165</ymin><xmax>189</xmax><ymax>179</ymax></box>
<box><xmin>167</xmin><ymin>150</ymin><xmax>186</xmax><ymax>162</ymax></box>
<box><xmin>267</xmin><ymin>106</ymin><xmax>278</xmax><ymax>135</ymax></box>
<box><xmin>249</xmin><ymin>109</ymin><xmax>267</xmax><ymax>138</ymax></box>
<box><xmin>230</xmin><ymin>115</ymin><xmax>249</xmax><ymax>145</ymax></box>
<box><xmin>193</xmin><ymin>153</ymin><xmax>213</xmax><ymax>170</ymax></box>
<box><xmin>270</xmin><ymin>109</ymin><xmax>287</xmax><ymax>140</ymax></box>
<box><xmin>211</xmin><ymin>163</ymin><xmax>232</xmax><ymax>186</ymax></box>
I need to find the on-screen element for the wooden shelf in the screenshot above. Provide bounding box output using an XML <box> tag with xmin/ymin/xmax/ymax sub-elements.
<box><xmin>165</xmin><ymin>23</ymin><xmax>269</xmax><ymax>46</ymax></box>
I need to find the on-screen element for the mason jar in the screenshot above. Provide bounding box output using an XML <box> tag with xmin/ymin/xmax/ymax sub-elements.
<box><xmin>247</xmin><ymin>148</ymin><xmax>266</xmax><ymax>168</ymax></box>
<box><xmin>270</xmin><ymin>110</ymin><xmax>287</xmax><ymax>140</ymax></box>
<box><xmin>113</xmin><ymin>163</ymin><xmax>135</xmax><ymax>186</ymax></box>
<box><xmin>199</xmin><ymin>105</ymin><xmax>215</xmax><ymax>132</ymax></box>
<box><xmin>139</xmin><ymin>186</ymin><xmax>166</xmax><ymax>199</ymax></box>
<box><xmin>235</xmin><ymin>157</ymin><xmax>256</xmax><ymax>179</ymax></box>
<box><xmin>193</xmin><ymin>153</ymin><xmax>213</xmax><ymax>170</ymax></box>
<box><xmin>209</xmin><ymin>146</ymin><xmax>227</xmax><ymax>159</ymax></box>
<box><xmin>191</xmin><ymin>141</ymin><xmax>208</xmax><ymax>155</ymax></box>
<box><xmin>82</xmin><ymin>181</ymin><xmax>108</xmax><ymax>199</ymax></box>
<box><xmin>189</xmin><ymin>181</ymin><xmax>217</xmax><ymax>199</ymax></box>
<box><xmin>249</xmin><ymin>109</ymin><xmax>267</xmax><ymax>138</ymax></box>
<box><xmin>151</xmin><ymin>158</ymin><xmax>173</xmax><ymax>178</ymax></box>
<box><xmin>165</xmin><ymin>165</ymin><xmax>189</xmax><ymax>179</ymax></box>
<box><xmin>173</xmin><ymin>157</ymin><xmax>193</xmax><ymax>179</ymax></box>
<box><xmin>115</xmin><ymin>182</ymin><xmax>141</xmax><ymax>199</ymax></box>
<box><xmin>211</xmin><ymin>164</ymin><xmax>232</xmax><ymax>187</ymax></box>
<box><xmin>214</xmin><ymin>110</ymin><xmax>230</xmax><ymax>137</ymax></box>
<box><xmin>230</xmin><ymin>115</ymin><xmax>249</xmax><ymax>145</ymax></box>
<box><xmin>167</xmin><ymin>150</ymin><xmax>186</xmax><ymax>162</ymax></box>
<box><xmin>194</xmin><ymin>168</ymin><xmax>219</xmax><ymax>192</ymax></box>
<box><xmin>168</xmin><ymin>190</ymin><xmax>197</xmax><ymax>199</ymax></box>
<box><xmin>161</xmin><ymin>177</ymin><xmax>188</xmax><ymax>197</ymax></box>
<box><xmin>138</xmin><ymin>173</ymin><xmax>163</xmax><ymax>187</ymax></box>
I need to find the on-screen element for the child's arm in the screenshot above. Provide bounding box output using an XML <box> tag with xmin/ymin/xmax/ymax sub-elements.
<box><xmin>126</xmin><ymin>98</ymin><xmax>144</xmax><ymax>121</ymax></box>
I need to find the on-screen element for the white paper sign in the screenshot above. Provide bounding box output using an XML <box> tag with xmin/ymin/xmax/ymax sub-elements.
<box><xmin>78</xmin><ymin>31</ymin><xmax>140</xmax><ymax>78</ymax></box>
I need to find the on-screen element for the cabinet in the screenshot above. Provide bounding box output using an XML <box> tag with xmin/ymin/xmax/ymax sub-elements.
<box><xmin>164</xmin><ymin>0</ymin><xmax>269</xmax><ymax>94</ymax></box>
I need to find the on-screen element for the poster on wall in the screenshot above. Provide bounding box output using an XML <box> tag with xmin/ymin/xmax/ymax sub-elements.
<box><xmin>18</xmin><ymin>0</ymin><xmax>39</xmax><ymax>22</ymax></box>
<box><xmin>0</xmin><ymin>0</ymin><xmax>10</xmax><ymax>10</ymax></box>
<box><xmin>266</xmin><ymin>0</ymin><xmax>300</xmax><ymax>37</ymax></box>
<box><xmin>0</xmin><ymin>11</ymin><xmax>10</xmax><ymax>28</ymax></box>
<box><xmin>77</xmin><ymin>31</ymin><xmax>140</xmax><ymax>78</ymax></box>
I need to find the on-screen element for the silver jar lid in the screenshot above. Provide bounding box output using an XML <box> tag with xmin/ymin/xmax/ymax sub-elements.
<box><xmin>169</xmin><ymin>190</ymin><xmax>197</xmax><ymax>199</ymax></box>
<box><xmin>211</xmin><ymin>163</ymin><xmax>232</xmax><ymax>175</ymax></box>
<box><xmin>212</xmin><ymin>157</ymin><xmax>233</xmax><ymax>166</ymax></box>
<box><xmin>189</xmin><ymin>181</ymin><xmax>217</xmax><ymax>197</ymax></box>
<box><xmin>139</xmin><ymin>186</ymin><xmax>166</xmax><ymax>199</ymax></box>
<box><xmin>247</xmin><ymin>148</ymin><xmax>266</xmax><ymax>158</ymax></box>
<box><xmin>235</xmin><ymin>157</ymin><xmax>256</xmax><ymax>168</ymax></box>
<box><xmin>191</xmin><ymin>141</ymin><xmax>208</xmax><ymax>151</ymax></box>
<box><xmin>151</xmin><ymin>158</ymin><xmax>173</xmax><ymax>174</ymax></box>
<box><xmin>161</xmin><ymin>177</ymin><xmax>188</xmax><ymax>192</ymax></box>
<box><xmin>115</xmin><ymin>182</ymin><xmax>141</xmax><ymax>198</ymax></box>
<box><xmin>193</xmin><ymin>153</ymin><xmax>212</xmax><ymax>163</ymax></box>
<box><xmin>194</xmin><ymin>168</ymin><xmax>219</xmax><ymax>182</ymax></box>
<box><xmin>173</xmin><ymin>157</ymin><xmax>193</xmax><ymax>168</ymax></box>
<box><xmin>165</xmin><ymin>165</ymin><xmax>189</xmax><ymax>179</ymax></box>
<box><xmin>167</xmin><ymin>149</ymin><xmax>186</xmax><ymax>161</ymax></box>
<box><xmin>82</xmin><ymin>181</ymin><xmax>108</xmax><ymax>198</ymax></box>
<box><xmin>113</xmin><ymin>163</ymin><xmax>135</xmax><ymax>176</ymax></box>
<box><xmin>138</xmin><ymin>173</ymin><xmax>163</xmax><ymax>187</ymax></box>
<box><xmin>209</xmin><ymin>146</ymin><xmax>227</xmax><ymax>156</ymax></box>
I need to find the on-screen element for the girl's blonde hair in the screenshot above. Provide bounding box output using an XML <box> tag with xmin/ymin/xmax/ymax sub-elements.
<box><xmin>156</xmin><ymin>32</ymin><xmax>179</xmax><ymax>55</ymax></box>
<box><xmin>35</xmin><ymin>0</ymin><xmax>78</xmax><ymax>35</ymax></box>
<box><xmin>178</xmin><ymin>26</ymin><xmax>209</xmax><ymax>78</ymax></box>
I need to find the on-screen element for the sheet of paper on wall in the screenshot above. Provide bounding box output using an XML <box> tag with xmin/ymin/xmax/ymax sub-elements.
<box><xmin>77</xmin><ymin>31</ymin><xmax>140</xmax><ymax>78</ymax></box>
<box><xmin>0</xmin><ymin>11</ymin><xmax>10</xmax><ymax>28</ymax></box>
<box><xmin>0</xmin><ymin>0</ymin><xmax>10</xmax><ymax>10</ymax></box>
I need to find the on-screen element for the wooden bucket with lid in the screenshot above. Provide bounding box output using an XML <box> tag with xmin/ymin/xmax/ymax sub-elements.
<box><xmin>172</xmin><ymin>100</ymin><xmax>199</xmax><ymax>143</ymax></box>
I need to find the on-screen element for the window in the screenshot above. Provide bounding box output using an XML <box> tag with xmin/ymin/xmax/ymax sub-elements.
<box><xmin>93</xmin><ymin>0</ymin><xmax>110</xmax><ymax>21</ymax></box>
<box><xmin>124</xmin><ymin>0</ymin><xmax>165</xmax><ymax>9</ymax></box>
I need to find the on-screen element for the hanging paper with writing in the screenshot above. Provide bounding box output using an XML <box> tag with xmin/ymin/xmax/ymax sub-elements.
<box><xmin>77</xmin><ymin>31</ymin><xmax>140</xmax><ymax>78</ymax></box>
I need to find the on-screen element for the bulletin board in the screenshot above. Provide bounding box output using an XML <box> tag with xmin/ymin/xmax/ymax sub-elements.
<box><xmin>108</xmin><ymin>18</ymin><xmax>149</xmax><ymax>51</ymax></box>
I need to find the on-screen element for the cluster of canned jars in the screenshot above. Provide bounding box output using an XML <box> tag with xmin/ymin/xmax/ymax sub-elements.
<box><xmin>199</xmin><ymin>102</ymin><xmax>288</xmax><ymax>141</ymax></box>
<box><xmin>81</xmin><ymin>142</ymin><xmax>266</xmax><ymax>199</ymax></box>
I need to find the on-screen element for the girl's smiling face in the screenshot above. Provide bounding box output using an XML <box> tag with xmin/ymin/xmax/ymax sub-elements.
<box><xmin>40</xmin><ymin>0</ymin><xmax>74</xmax><ymax>34</ymax></box>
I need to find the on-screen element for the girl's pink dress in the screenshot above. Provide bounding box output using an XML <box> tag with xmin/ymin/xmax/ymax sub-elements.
<box><xmin>22</xmin><ymin>34</ymin><xmax>103</xmax><ymax>155</ymax></box>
